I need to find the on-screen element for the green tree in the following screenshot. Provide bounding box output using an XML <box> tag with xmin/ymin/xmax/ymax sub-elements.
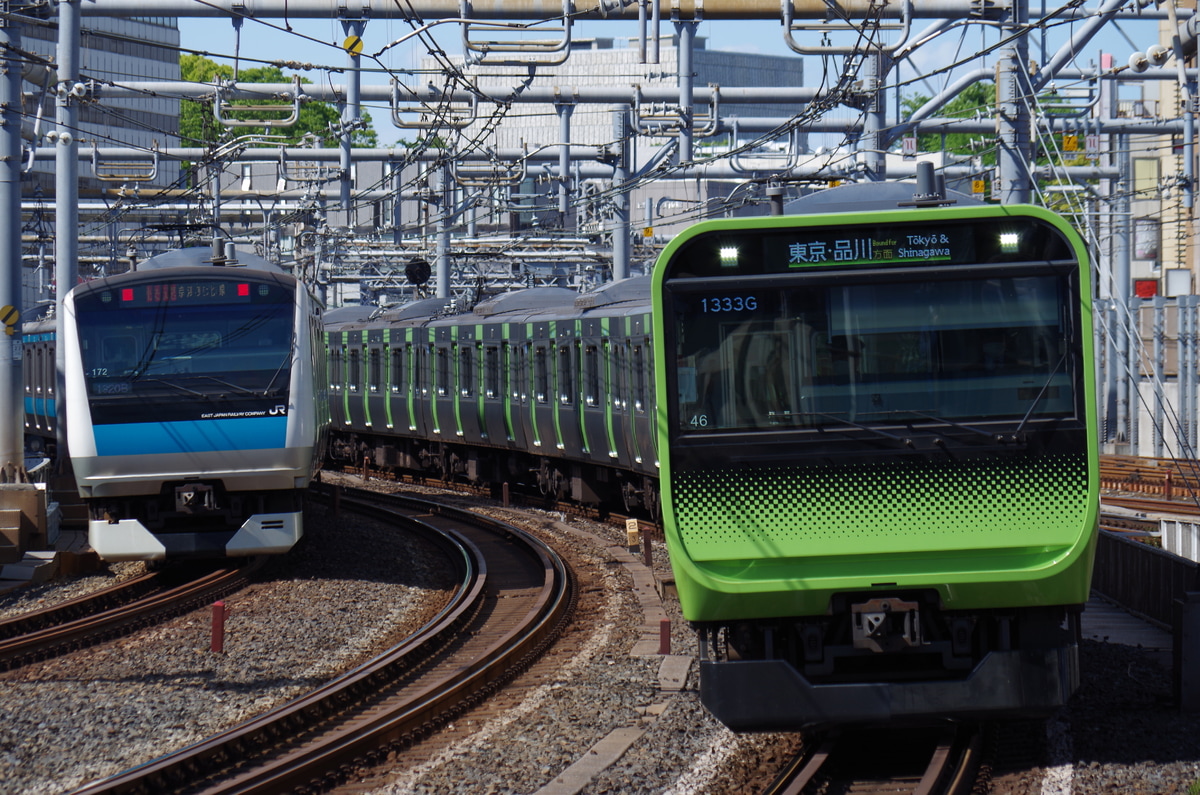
<box><xmin>901</xmin><ymin>81</ymin><xmax>996</xmax><ymax>166</ymax></box>
<box><xmin>180</xmin><ymin>54</ymin><xmax>378</xmax><ymax>148</ymax></box>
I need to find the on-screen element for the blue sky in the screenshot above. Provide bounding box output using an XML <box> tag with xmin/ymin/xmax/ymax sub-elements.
<box><xmin>176</xmin><ymin>11</ymin><xmax>1167</xmax><ymax>145</ymax></box>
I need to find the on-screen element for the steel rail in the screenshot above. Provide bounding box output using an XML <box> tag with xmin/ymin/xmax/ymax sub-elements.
<box><xmin>0</xmin><ymin>562</ymin><xmax>261</xmax><ymax>670</ymax></box>
<box><xmin>69</xmin><ymin>484</ymin><xmax>575</xmax><ymax>795</ymax></box>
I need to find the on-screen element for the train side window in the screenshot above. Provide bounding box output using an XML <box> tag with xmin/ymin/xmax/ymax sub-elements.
<box><xmin>348</xmin><ymin>347</ymin><xmax>361</xmax><ymax>392</ymax></box>
<box><xmin>558</xmin><ymin>344</ymin><xmax>574</xmax><ymax>405</ymax></box>
<box><xmin>390</xmin><ymin>346</ymin><xmax>404</xmax><ymax>394</ymax></box>
<box><xmin>485</xmin><ymin>345</ymin><xmax>500</xmax><ymax>399</ymax></box>
<box><xmin>436</xmin><ymin>346</ymin><xmax>450</xmax><ymax>397</ymax></box>
<box><xmin>534</xmin><ymin>345</ymin><xmax>549</xmax><ymax>404</ymax></box>
<box><xmin>460</xmin><ymin>344</ymin><xmax>475</xmax><ymax>398</ymax></box>
<box><xmin>369</xmin><ymin>347</ymin><xmax>381</xmax><ymax>393</ymax></box>
<box><xmin>584</xmin><ymin>344</ymin><xmax>599</xmax><ymax>407</ymax></box>
<box><xmin>633</xmin><ymin>343</ymin><xmax>646</xmax><ymax>413</ymax></box>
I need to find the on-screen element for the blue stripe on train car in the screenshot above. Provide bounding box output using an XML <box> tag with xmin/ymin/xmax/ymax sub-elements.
<box><xmin>24</xmin><ymin>397</ymin><xmax>56</xmax><ymax>417</ymax></box>
<box><xmin>93</xmin><ymin>417</ymin><xmax>288</xmax><ymax>456</ymax></box>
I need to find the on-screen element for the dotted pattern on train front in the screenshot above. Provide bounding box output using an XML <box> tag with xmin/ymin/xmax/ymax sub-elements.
<box><xmin>669</xmin><ymin>453</ymin><xmax>1090</xmax><ymax>562</ymax></box>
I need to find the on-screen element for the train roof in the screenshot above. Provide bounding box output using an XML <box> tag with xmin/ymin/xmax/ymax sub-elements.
<box><xmin>574</xmin><ymin>276</ymin><xmax>650</xmax><ymax>312</ymax></box>
<box><xmin>134</xmin><ymin>246</ymin><xmax>287</xmax><ymax>273</ymax></box>
<box><xmin>379</xmin><ymin>296</ymin><xmax>456</xmax><ymax>322</ymax></box>
<box><xmin>786</xmin><ymin>181</ymin><xmax>981</xmax><ymax>214</ymax></box>
<box><xmin>470</xmin><ymin>287</ymin><xmax>580</xmax><ymax>321</ymax></box>
<box><xmin>323</xmin><ymin>306</ymin><xmax>376</xmax><ymax>328</ymax></box>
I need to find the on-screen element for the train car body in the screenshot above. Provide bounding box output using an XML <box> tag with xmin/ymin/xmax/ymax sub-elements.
<box><xmin>652</xmin><ymin>195</ymin><xmax>1098</xmax><ymax>729</ymax></box>
<box><xmin>55</xmin><ymin>247</ymin><xmax>327</xmax><ymax>560</ymax></box>
<box><xmin>326</xmin><ymin>278</ymin><xmax>658</xmax><ymax>513</ymax></box>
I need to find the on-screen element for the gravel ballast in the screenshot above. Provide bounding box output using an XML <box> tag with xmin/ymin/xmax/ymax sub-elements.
<box><xmin>0</xmin><ymin>479</ymin><xmax>1198</xmax><ymax>794</ymax></box>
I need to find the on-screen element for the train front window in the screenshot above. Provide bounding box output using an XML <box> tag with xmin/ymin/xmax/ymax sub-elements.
<box><xmin>75</xmin><ymin>286</ymin><xmax>295</xmax><ymax>418</ymax></box>
<box><xmin>671</xmin><ymin>274</ymin><xmax>1073</xmax><ymax>433</ymax></box>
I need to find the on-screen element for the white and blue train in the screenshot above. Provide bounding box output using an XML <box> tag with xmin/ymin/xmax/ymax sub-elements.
<box><xmin>24</xmin><ymin>247</ymin><xmax>327</xmax><ymax>561</ymax></box>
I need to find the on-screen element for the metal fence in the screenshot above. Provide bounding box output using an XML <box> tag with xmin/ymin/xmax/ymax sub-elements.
<box><xmin>1096</xmin><ymin>296</ymin><xmax>1200</xmax><ymax>459</ymax></box>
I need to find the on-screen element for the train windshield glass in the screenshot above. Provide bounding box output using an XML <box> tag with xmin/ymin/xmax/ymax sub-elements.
<box><xmin>671</xmin><ymin>274</ymin><xmax>1073</xmax><ymax>433</ymax></box>
<box><xmin>74</xmin><ymin>285</ymin><xmax>295</xmax><ymax>421</ymax></box>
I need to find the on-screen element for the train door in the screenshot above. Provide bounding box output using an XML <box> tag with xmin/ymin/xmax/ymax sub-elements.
<box><xmin>609</xmin><ymin>332</ymin><xmax>634</xmax><ymax>470</ymax></box>
<box><xmin>457</xmin><ymin>333</ymin><xmax>488</xmax><ymax>445</ymax></box>
<box><xmin>555</xmin><ymin>333</ymin><xmax>584</xmax><ymax>458</ymax></box>
<box><xmin>530</xmin><ymin>324</ymin><xmax>557</xmax><ymax>451</ymax></box>
<box><xmin>345</xmin><ymin>331</ymin><xmax>368</xmax><ymax>429</ymax></box>
<box><xmin>579</xmin><ymin>321</ymin><xmax>610</xmax><ymax>463</ymax></box>
<box><xmin>365</xmin><ymin>330</ymin><xmax>386</xmax><ymax>430</ymax></box>
<box><xmin>629</xmin><ymin>317</ymin><xmax>656</xmax><ymax>470</ymax></box>
<box><xmin>431</xmin><ymin>328</ymin><xmax>453</xmax><ymax>439</ymax></box>
<box><xmin>502</xmin><ymin>334</ymin><xmax>525</xmax><ymax>449</ymax></box>
<box><xmin>411</xmin><ymin>329</ymin><xmax>431</xmax><ymax>438</ymax></box>
<box><xmin>482</xmin><ymin>323</ymin><xmax>508</xmax><ymax>446</ymax></box>
<box><xmin>511</xmin><ymin>332</ymin><xmax>531</xmax><ymax>451</ymax></box>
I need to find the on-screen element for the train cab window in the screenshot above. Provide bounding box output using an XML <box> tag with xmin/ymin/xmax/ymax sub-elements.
<box><xmin>348</xmin><ymin>347</ymin><xmax>361</xmax><ymax>392</ymax></box>
<box><xmin>369</xmin><ymin>347</ymin><xmax>381</xmax><ymax>393</ymax></box>
<box><xmin>436</xmin><ymin>346</ymin><xmax>450</xmax><ymax>397</ymax></box>
<box><xmin>459</xmin><ymin>344</ymin><xmax>475</xmax><ymax>398</ymax></box>
<box><xmin>534</xmin><ymin>345</ymin><xmax>549</xmax><ymax>404</ymax></box>
<box><xmin>584</xmin><ymin>344</ymin><xmax>600</xmax><ymax>407</ymax></box>
<box><xmin>390</xmin><ymin>346</ymin><xmax>405</xmax><ymax>395</ymax></box>
<box><xmin>632</xmin><ymin>343</ymin><xmax>647</xmax><ymax>413</ymax></box>
<box><xmin>485</xmin><ymin>345</ymin><xmax>500</xmax><ymax>399</ymax></box>
<box><xmin>558</xmin><ymin>344</ymin><xmax>574</xmax><ymax>405</ymax></box>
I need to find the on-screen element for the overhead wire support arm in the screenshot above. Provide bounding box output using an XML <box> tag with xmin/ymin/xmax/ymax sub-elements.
<box><xmin>460</xmin><ymin>0</ymin><xmax>574</xmax><ymax>66</ymax></box>
<box><xmin>91</xmin><ymin>140</ymin><xmax>159</xmax><ymax>183</ymax></box>
<box><xmin>781</xmin><ymin>0</ymin><xmax>912</xmax><ymax>55</ymax></box>
<box><xmin>213</xmin><ymin>74</ymin><xmax>304</xmax><ymax>128</ymax></box>
<box><xmin>391</xmin><ymin>79</ymin><xmax>479</xmax><ymax>130</ymax></box>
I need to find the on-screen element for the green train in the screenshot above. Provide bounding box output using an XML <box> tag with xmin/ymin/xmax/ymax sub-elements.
<box><xmin>325</xmin><ymin>184</ymin><xmax>1097</xmax><ymax>730</ymax></box>
<box><xmin>654</xmin><ymin>188</ymin><xmax>1098</xmax><ymax>729</ymax></box>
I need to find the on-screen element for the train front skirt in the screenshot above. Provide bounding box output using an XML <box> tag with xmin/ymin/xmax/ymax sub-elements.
<box><xmin>88</xmin><ymin>511</ymin><xmax>303</xmax><ymax>561</ymax></box>
<box><xmin>700</xmin><ymin>643</ymin><xmax>1080</xmax><ymax>731</ymax></box>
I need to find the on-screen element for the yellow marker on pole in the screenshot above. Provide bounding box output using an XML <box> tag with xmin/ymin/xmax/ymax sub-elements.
<box><xmin>343</xmin><ymin>36</ymin><xmax>364</xmax><ymax>56</ymax></box>
<box><xmin>0</xmin><ymin>305</ymin><xmax>18</xmax><ymax>336</ymax></box>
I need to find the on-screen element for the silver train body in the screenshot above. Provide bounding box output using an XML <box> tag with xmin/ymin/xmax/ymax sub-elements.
<box><xmin>26</xmin><ymin>247</ymin><xmax>327</xmax><ymax>560</ymax></box>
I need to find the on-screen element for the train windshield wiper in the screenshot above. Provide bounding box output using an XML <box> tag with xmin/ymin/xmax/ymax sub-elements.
<box><xmin>195</xmin><ymin>375</ymin><xmax>260</xmax><ymax>398</ymax></box>
<box><xmin>138</xmin><ymin>378</ymin><xmax>206</xmax><ymax>398</ymax></box>
<box><xmin>261</xmin><ymin>356</ymin><xmax>290</xmax><ymax>396</ymax></box>
<box><xmin>806</xmin><ymin>412</ymin><xmax>915</xmax><ymax>448</ymax></box>
<box><xmin>1013</xmin><ymin>353</ymin><xmax>1069</xmax><ymax>437</ymax></box>
<box><xmin>886</xmin><ymin>410</ymin><xmax>1000</xmax><ymax>443</ymax></box>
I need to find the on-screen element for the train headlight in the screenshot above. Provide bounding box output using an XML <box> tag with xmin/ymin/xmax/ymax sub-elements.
<box><xmin>999</xmin><ymin>231</ymin><xmax>1020</xmax><ymax>254</ymax></box>
<box><xmin>719</xmin><ymin>246</ymin><xmax>739</xmax><ymax>267</ymax></box>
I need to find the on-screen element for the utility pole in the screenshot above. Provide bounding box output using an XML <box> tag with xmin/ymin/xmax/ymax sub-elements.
<box><xmin>0</xmin><ymin>5</ymin><xmax>24</xmax><ymax>472</ymax></box>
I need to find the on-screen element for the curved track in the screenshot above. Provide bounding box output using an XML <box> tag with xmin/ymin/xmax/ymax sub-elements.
<box><xmin>0</xmin><ymin>561</ymin><xmax>262</xmax><ymax>670</ymax></box>
<box><xmin>70</xmin><ymin>483</ymin><xmax>575</xmax><ymax>795</ymax></box>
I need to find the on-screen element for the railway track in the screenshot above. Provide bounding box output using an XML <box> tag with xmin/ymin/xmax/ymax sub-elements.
<box><xmin>762</xmin><ymin>725</ymin><xmax>982</xmax><ymax>795</ymax></box>
<box><xmin>69</xmin><ymin>483</ymin><xmax>575</xmax><ymax>795</ymax></box>
<box><xmin>0</xmin><ymin>560</ymin><xmax>262</xmax><ymax>670</ymax></box>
